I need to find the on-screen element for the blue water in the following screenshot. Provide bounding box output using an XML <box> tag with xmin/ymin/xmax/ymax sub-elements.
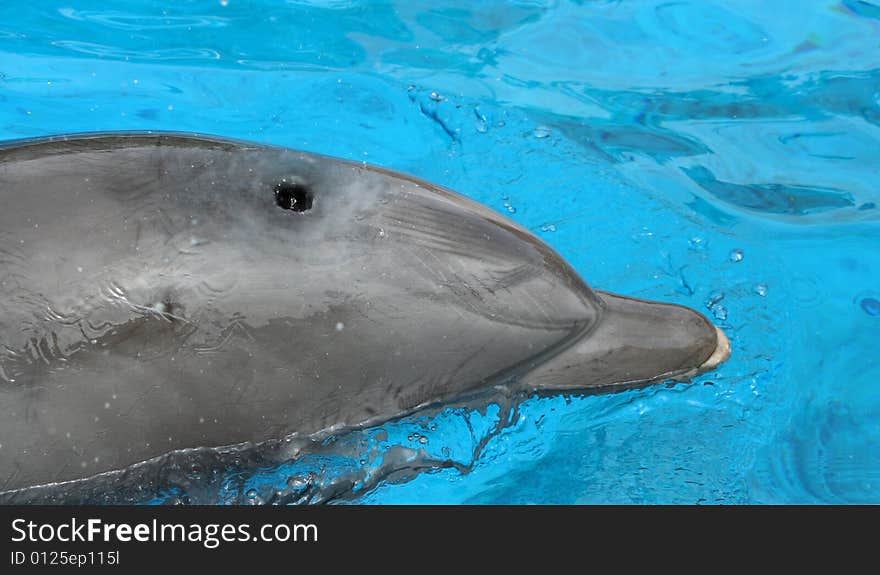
<box><xmin>2</xmin><ymin>1</ymin><xmax>878</xmax><ymax>504</ymax></box>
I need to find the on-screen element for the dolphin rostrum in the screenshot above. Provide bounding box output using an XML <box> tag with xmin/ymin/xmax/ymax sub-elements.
<box><xmin>0</xmin><ymin>132</ymin><xmax>730</xmax><ymax>496</ymax></box>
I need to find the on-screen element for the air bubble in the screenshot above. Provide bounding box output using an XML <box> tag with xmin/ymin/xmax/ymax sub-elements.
<box><xmin>729</xmin><ymin>248</ymin><xmax>744</xmax><ymax>262</ymax></box>
<box><xmin>754</xmin><ymin>283</ymin><xmax>768</xmax><ymax>297</ymax></box>
<box><xmin>533</xmin><ymin>126</ymin><xmax>551</xmax><ymax>139</ymax></box>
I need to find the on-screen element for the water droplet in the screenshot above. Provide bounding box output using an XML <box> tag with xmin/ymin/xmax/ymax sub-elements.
<box><xmin>754</xmin><ymin>283</ymin><xmax>768</xmax><ymax>297</ymax></box>
<box><xmin>245</xmin><ymin>489</ymin><xmax>258</xmax><ymax>500</ymax></box>
<box><xmin>429</xmin><ymin>91</ymin><xmax>443</xmax><ymax>102</ymax></box>
<box><xmin>335</xmin><ymin>322</ymin><xmax>345</xmax><ymax>331</ymax></box>
<box><xmin>540</xmin><ymin>223</ymin><xmax>557</xmax><ymax>232</ymax></box>
<box><xmin>220</xmin><ymin>0</ymin><xmax>229</xmax><ymax>6</ymax></box>
<box><xmin>711</xmin><ymin>305</ymin><xmax>728</xmax><ymax>321</ymax></box>
<box><xmin>860</xmin><ymin>297</ymin><xmax>880</xmax><ymax>316</ymax></box>
<box><xmin>688</xmin><ymin>236</ymin><xmax>706</xmax><ymax>250</ymax></box>
<box><xmin>729</xmin><ymin>248</ymin><xmax>744</xmax><ymax>262</ymax></box>
<box><xmin>705</xmin><ymin>291</ymin><xmax>725</xmax><ymax>308</ymax></box>
<box><xmin>474</xmin><ymin>107</ymin><xmax>489</xmax><ymax>133</ymax></box>
<box><xmin>418</xmin><ymin>436</ymin><xmax>428</xmax><ymax>444</ymax></box>
<box><xmin>533</xmin><ymin>126</ymin><xmax>551</xmax><ymax>139</ymax></box>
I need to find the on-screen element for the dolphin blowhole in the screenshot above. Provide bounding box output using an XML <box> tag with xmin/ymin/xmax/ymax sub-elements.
<box><xmin>274</xmin><ymin>180</ymin><xmax>314</xmax><ymax>212</ymax></box>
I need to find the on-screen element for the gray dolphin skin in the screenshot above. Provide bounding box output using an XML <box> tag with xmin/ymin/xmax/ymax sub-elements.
<box><xmin>0</xmin><ymin>132</ymin><xmax>730</xmax><ymax>497</ymax></box>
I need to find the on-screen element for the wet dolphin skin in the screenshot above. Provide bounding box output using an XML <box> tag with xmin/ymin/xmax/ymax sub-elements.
<box><xmin>0</xmin><ymin>132</ymin><xmax>730</xmax><ymax>494</ymax></box>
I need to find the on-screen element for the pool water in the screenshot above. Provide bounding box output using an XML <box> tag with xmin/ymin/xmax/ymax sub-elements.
<box><xmin>2</xmin><ymin>1</ymin><xmax>878</xmax><ymax>504</ymax></box>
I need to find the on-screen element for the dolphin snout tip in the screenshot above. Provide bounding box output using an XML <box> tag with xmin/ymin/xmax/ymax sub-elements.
<box><xmin>691</xmin><ymin>325</ymin><xmax>731</xmax><ymax>376</ymax></box>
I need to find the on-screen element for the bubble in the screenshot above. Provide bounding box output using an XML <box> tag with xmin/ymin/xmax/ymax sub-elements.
<box><xmin>754</xmin><ymin>283</ymin><xmax>768</xmax><ymax>297</ymax></box>
<box><xmin>729</xmin><ymin>248</ymin><xmax>744</xmax><ymax>262</ymax></box>
<box><xmin>245</xmin><ymin>489</ymin><xmax>258</xmax><ymax>500</ymax></box>
<box><xmin>429</xmin><ymin>91</ymin><xmax>443</xmax><ymax>102</ymax></box>
<box><xmin>533</xmin><ymin>126</ymin><xmax>551</xmax><ymax>139</ymax></box>
<box><xmin>540</xmin><ymin>223</ymin><xmax>557</xmax><ymax>232</ymax></box>
<box><xmin>711</xmin><ymin>305</ymin><xmax>728</xmax><ymax>321</ymax></box>
<box><xmin>418</xmin><ymin>436</ymin><xmax>428</xmax><ymax>444</ymax></box>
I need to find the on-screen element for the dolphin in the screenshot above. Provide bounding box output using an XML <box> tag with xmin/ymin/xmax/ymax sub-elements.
<box><xmin>0</xmin><ymin>132</ymin><xmax>730</xmax><ymax>496</ymax></box>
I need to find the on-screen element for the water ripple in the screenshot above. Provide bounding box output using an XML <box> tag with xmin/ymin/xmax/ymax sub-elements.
<box><xmin>51</xmin><ymin>40</ymin><xmax>221</xmax><ymax>61</ymax></box>
<box><xmin>57</xmin><ymin>8</ymin><xmax>229</xmax><ymax>31</ymax></box>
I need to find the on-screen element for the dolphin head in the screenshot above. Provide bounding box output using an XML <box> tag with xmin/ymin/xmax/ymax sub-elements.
<box><xmin>0</xmin><ymin>131</ymin><xmax>731</xmax><ymax>499</ymax></box>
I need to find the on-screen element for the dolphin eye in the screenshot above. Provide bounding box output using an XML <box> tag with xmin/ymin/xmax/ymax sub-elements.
<box><xmin>274</xmin><ymin>181</ymin><xmax>313</xmax><ymax>213</ymax></box>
